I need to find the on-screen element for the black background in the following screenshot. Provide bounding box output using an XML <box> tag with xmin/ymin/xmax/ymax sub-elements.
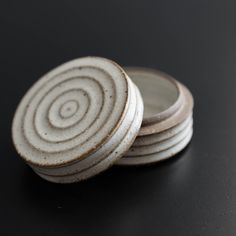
<box><xmin>1</xmin><ymin>1</ymin><xmax>236</xmax><ymax>235</ymax></box>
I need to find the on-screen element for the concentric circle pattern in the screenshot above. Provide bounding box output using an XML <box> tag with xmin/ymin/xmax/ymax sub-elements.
<box><xmin>12</xmin><ymin>57</ymin><xmax>144</xmax><ymax>182</ymax></box>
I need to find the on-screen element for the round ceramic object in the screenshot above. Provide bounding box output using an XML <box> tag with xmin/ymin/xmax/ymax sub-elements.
<box><xmin>117</xmin><ymin>67</ymin><xmax>194</xmax><ymax>165</ymax></box>
<box><xmin>132</xmin><ymin>114</ymin><xmax>192</xmax><ymax>147</ymax></box>
<box><xmin>117</xmin><ymin>127</ymin><xmax>193</xmax><ymax>165</ymax></box>
<box><xmin>12</xmin><ymin>57</ymin><xmax>144</xmax><ymax>183</ymax></box>
<box><xmin>123</xmin><ymin>68</ymin><xmax>194</xmax><ymax>136</ymax></box>
<box><xmin>126</xmin><ymin>117</ymin><xmax>193</xmax><ymax>156</ymax></box>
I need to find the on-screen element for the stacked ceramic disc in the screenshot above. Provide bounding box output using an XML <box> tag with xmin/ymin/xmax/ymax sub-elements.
<box><xmin>117</xmin><ymin>68</ymin><xmax>194</xmax><ymax>165</ymax></box>
<box><xmin>12</xmin><ymin>57</ymin><xmax>194</xmax><ymax>183</ymax></box>
<box><xmin>12</xmin><ymin>57</ymin><xmax>143</xmax><ymax>183</ymax></box>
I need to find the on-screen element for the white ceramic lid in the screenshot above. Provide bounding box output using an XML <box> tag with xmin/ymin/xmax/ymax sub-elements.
<box><xmin>12</xmin><ymin>57</ymin><xmax>143</xmax><ymax>182</ymax></box>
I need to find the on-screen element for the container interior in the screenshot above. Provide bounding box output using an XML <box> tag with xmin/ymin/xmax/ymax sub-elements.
<box><xmin>128</xmin><ymin>70</ymin><xmax>179</xmax><ymax>118</ymax></box>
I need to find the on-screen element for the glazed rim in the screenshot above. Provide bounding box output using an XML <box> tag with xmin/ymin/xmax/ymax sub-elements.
<box><xmin>139</xmin><ymin>82</ymin><xmax>193</xmax><ymax>136</ymax></box>
<box><xmin>117</xmin><ymin>128</ymin><xmax>193</xmax><ymax>165</ymax></box>
<box><xmin>12</xmin><ymin>57</ymin><xmax>136</xmax><ymax>167</ymax></box>
<box><xmin>125</xmin><ymin>67</ymin><xmax>183</xmax><ymax>126</ymax></box>
<box><xmin>30</xmin><ymin>81</ymin><xmax>143</xmax><ymax>179</ymax></box>
<box><xmin>132</xmin><ymin>114</ymin><xmax>193</xmax><ymax>147</ymax></box>
<box><xmin>125</xmin><ymin>68</ymin><xmax>193</xmax><ymax>136</ymax></box>
<box><xmin>32</xmin><ymin>85</ymin><xmax>144</xmax><ymax>183</ymax></box>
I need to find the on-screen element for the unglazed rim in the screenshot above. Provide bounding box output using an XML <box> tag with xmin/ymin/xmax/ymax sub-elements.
<box><xmin>12</xmin><ymin>57</ymin><xmax>138</xmax><ymax>168</ymax></box>
<box><xmin>125</xmin><ymin>67</ymin><xmax>183</xmax><ymax>126</ymax></box>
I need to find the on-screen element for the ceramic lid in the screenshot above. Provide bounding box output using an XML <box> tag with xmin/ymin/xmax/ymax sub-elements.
<box><xmin>12</xmin><ymin>57</ymin><xmax>143</xmax><ymax>182</ymax></box>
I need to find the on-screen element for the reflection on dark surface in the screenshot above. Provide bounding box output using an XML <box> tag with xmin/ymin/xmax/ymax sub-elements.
<box><xmin>18</xmin><ymin>145</ymin><xmax>195</xmax><ymax>235</ymax></box>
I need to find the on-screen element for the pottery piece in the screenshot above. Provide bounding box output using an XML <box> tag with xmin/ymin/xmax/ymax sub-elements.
<box><xmin>118</xmin><ymin>128</ymin><xmax>193</xmax><ymax>165</ymax></box>
<box><xmin>12</xmin><ymin>57</ymin><xmax>144</xmax><ymax>183</ymax></box>
<box><xmin>126</xmin><ymin>117</ymin><xmax>193</xmax><ymax>156</ymax></box>
<box><xmin>132</xmin><ymin>114</ymin><xmax>192</xmax><ymax>146</ymax></box>
<box><xmin>117</xmin><ymin>67</ymin><xmax>194</xmax><ymax>165</ymax></box>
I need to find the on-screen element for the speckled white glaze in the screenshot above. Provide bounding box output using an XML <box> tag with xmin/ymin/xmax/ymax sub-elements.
<box><xmin>12</xmin><ymin>57</ymin><xmax>144</xmax><ymax>183</ymax></box>
<box><xmin>118</xmin><ymin>127</ymin><xmax>193</xmax><ymax>165</ymax></box>
<box><xmin>123</xmin><ymin>68</ymin><xmax>193</xmax><ymax>136</ymax></box>
<box><xmin>126</xmin><ymin>117</ymin><xmax>193</xmax><ymax>156</ymax></box>
<box><xmin>34</xmin><ymin>84</ymin><xmax>143</xmax><ymax>183</ymax></box>
<box><xmin>123</xmin><ymin>67</ymin><xmax>183</xmax><ymax>126</ymax></box>
<box><xmin>139</xmin><ymin>82</ymin><xmax>193</xmax><ymax>136</ymax></box>
<box><xmin>132</xmin><ymin>114</ymin><xmax>192</xmax><ymax>147</ymax></box>
<box><xmin>117</xmin><ymin>67</ymin><xmax>194</xmax><ymax>165</ymax></box>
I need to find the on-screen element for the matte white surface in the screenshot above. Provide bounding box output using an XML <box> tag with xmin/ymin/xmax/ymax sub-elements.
<box><xmin>118</xmin><ymin>128</ymin><xmax>193</xmax><ymax>165</ymax></box>
<box><xmin>12</xmin><ymin>57</ymin><xmax>144</xmax><ymax>182</ymax></box>
<box><xmin>126</xmin><ymin>119</ymin><xmax>192</xmax><ymax>156</ymax></box>
<box><xmin>127</xmin><ymin>69</ymin><xmax>179</xmax><ymax>118</ymax></box>
<box><xmin>118</xmin><ymin>68</ymin><xmax>194</xmax><ymax>165</ymax></box>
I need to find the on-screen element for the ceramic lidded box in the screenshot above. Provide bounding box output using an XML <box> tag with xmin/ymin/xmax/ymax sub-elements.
<box><xmin>12</xmin><ymin>57</ymin><xmax>194</xmax><ymax>183</ymax></box>
<box><xmin>12</xmin><ymin>57</ymin><xmax>144</xmax><ymax>183</ymax></box>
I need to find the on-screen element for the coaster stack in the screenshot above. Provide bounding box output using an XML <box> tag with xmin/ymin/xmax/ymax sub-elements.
<box><xmin>12</xmin><ymin>57</ymin><xmax>143</xmax><ymax>183</ymax></box>
<box><xmin>117</xmin><ymin>68</ymin><xmax>194</xmax><ymax>165</ymax></box>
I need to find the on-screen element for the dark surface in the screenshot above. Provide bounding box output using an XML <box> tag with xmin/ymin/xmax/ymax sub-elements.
<box><xmin>1</xmin><ymin>1</ymin><xmax>236</xmax><ymax>235</ymax></box>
